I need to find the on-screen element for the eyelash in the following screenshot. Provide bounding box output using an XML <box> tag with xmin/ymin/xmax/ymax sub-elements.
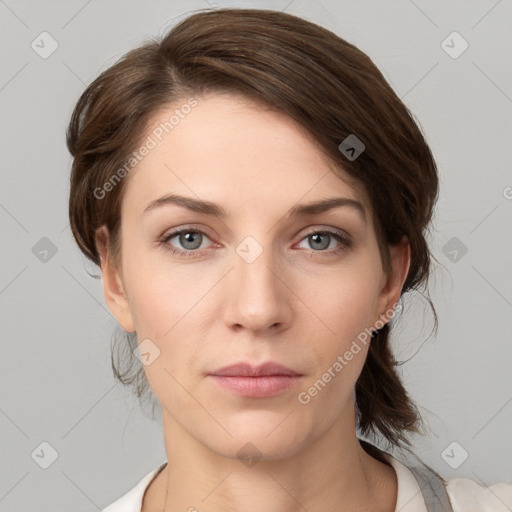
<box><xmin>158</xmin><ymin>227</ymin><xmax>352</xmax><ymax>259</ymax></box>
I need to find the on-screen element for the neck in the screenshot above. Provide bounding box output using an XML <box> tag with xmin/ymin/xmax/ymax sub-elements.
<box><xmin>145</xmin><ymin>405</ymin><xmax>397</xmax><ymax>512</ymax></box>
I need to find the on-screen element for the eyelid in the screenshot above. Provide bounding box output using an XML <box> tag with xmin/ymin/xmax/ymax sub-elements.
<box><xmin>299</xmin><ymin>225</ymin><xmax>351</xmax><ymax>241</ymax></box>
<box><xmin>160</xmin><ymin>224</ymin><xmax>216</xmax><ymax>240</ymax></box>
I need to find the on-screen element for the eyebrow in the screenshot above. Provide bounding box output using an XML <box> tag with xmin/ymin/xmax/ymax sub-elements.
<box><xmin>143</xmin><ymin>193</ymin><xmax>366</xmax><ymax>221</ymax></box>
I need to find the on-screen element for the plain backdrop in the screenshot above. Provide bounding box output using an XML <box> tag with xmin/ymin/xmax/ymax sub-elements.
<box><xmin>1</xmin><ymin>0</ymin><xmax>511</xmax><ymax>510</ymax></box>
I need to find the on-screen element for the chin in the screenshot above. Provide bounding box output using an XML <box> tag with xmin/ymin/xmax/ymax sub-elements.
<box><xmin>210</xmin><ymin>436</ymin><xmax>307</xmax><ymax>465</ymax></box>
<box><xmin>202</xmin><ymin>412</ymin><xmax>314</xmax><ymax>463</ymax></box>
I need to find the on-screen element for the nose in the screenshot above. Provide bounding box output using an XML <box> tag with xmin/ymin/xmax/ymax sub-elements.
<box><xmin>222</xmin><ymin>240</ymin><xmax>293</xmax><ymax>335</ymax></box>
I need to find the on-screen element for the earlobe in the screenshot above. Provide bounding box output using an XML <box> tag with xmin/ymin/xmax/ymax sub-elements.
<box><xmin>95</xmin><ymin>226</ymin><xmax>136</xmax><ymax>333</ymax></box>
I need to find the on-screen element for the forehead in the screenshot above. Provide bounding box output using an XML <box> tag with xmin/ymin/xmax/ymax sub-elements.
<box><xmin>122</xmin><ymin>93</ymin><xmax>371</xmax><ymax>218</ymax></box>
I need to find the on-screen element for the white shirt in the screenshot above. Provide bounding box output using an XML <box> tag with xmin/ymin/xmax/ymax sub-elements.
<box><xmin>102</xmin><ymin>454</ymin><xmax>512</xmax><ymax>512</ymax></box>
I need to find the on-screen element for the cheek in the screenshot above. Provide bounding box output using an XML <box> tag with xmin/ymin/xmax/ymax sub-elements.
<box><xmin>306</xmin><ymin>258</ymin><xmax>383</xmax><ymax>344</ymax></box>
<box><xmin>121</xmin><ymin>248</ymin><xmax>221</xmax><ymax>383</ymax></box>
<box><xmin>128</xmin><ymin>270</ymin><xmax>222</xmax><ymax>343</ymax></box>
<box><xmin>300</xmin><ymin>256</ymin><xmax>383</xmax><ymax>395</ymax></box>
<box><xmin>121</xmin><ymin>240</ymin><xmax>197</xmax><ymax>334</ymax></box>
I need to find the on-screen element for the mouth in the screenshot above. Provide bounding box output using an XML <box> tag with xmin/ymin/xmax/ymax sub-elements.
<box><xmin>210</xmin><ymin>362</ymin><xmax>302</xmax><ymax>377</ymax></box>
<box><xmin>207</xmin><ymin>362</ymin><xmax>304</xmax><ymax>398</ymax></box>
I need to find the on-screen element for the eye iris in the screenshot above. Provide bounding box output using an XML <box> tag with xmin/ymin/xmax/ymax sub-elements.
<box><xmin>310</xmin><ymin>233</ymin><xmax>329</xmax><ymax>250</ymax></box>
<box><xmin>180</xmin><ymin>231</ymin><xmax>202</xmax><ymax>250</ymax></box>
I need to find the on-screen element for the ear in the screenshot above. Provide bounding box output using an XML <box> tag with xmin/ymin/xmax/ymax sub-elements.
<box><xmin>377</xmin><ymin>236</ymin><xmax>410</xmax><ymax>323</ymax></box>
<box><xmin>95</xmin><ymin>226</ymin><xmax>136</xmax><ymax>333</ymax></box>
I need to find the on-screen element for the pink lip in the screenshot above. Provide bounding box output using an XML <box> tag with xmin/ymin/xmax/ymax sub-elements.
<box><xmin>208</xmin><ymin>362</ymin><xmax>303</xmax><ymax>398</ymax></box>
<box><xmin>210</xmin><ymin>362</ymin><xmax>302</xmax><ymax>377</ymax></box>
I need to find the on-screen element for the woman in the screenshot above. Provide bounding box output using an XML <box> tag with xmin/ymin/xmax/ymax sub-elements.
<box><xmin>66</xmin><ymin>8</ymin><xmax>511</xmax><ymax>512</ymax></box>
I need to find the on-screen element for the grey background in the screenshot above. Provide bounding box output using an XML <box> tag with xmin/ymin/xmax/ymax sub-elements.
<box><xmin>1</xmin><ymin>0</ymin><xmax>511</xmax><ymax>510</ymax></box>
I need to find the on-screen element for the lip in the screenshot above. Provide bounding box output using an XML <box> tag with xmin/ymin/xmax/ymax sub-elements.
<box><xmin>208</xmin><ymin>362</ymin><xmax>303</xmax><ymax>398</ymax></box>
<box><xmin>209</xmin><ymin>362</ymin><xmax>302</xmax><ymax>377</ymax></box>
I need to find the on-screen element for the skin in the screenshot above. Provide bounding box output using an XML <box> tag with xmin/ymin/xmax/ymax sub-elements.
<box><xmin>97</xmin><ymin>93</ymin><xmax>410</xmax><ymax>512</ymax></box>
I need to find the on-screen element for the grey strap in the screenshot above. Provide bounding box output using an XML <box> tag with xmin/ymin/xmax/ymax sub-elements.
<box><xmin>359</xmin><ymin>439</ymin><xmax>454</xmax><ymax>511</ymax></box>
<box><xmin>407</xmin><ymin>462</ymin><xmax>454</xmax><ymax>512</ymax></box>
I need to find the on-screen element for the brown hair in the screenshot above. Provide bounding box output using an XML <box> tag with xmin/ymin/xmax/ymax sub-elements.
<box><xmin>67</xmin><ymin>7</ymin><xmax>439</xmax><ymax>449</ymax></box>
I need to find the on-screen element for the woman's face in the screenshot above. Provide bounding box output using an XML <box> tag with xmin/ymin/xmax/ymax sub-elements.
<box><xmin>100</xmin><ymin>93</ymin><xmax>408</xmax><ymax>461</ymax></box>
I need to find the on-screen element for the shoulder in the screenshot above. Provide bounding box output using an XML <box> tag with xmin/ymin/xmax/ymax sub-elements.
<box><xmin>379</xmin><ymin>445</ymin><xmax>511</xmax><ymax>512</ymax></box>
<box><xmin>446</xmin><ymin>477</ymin><xmax>512</xmax><ymax>512</ymax></box>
